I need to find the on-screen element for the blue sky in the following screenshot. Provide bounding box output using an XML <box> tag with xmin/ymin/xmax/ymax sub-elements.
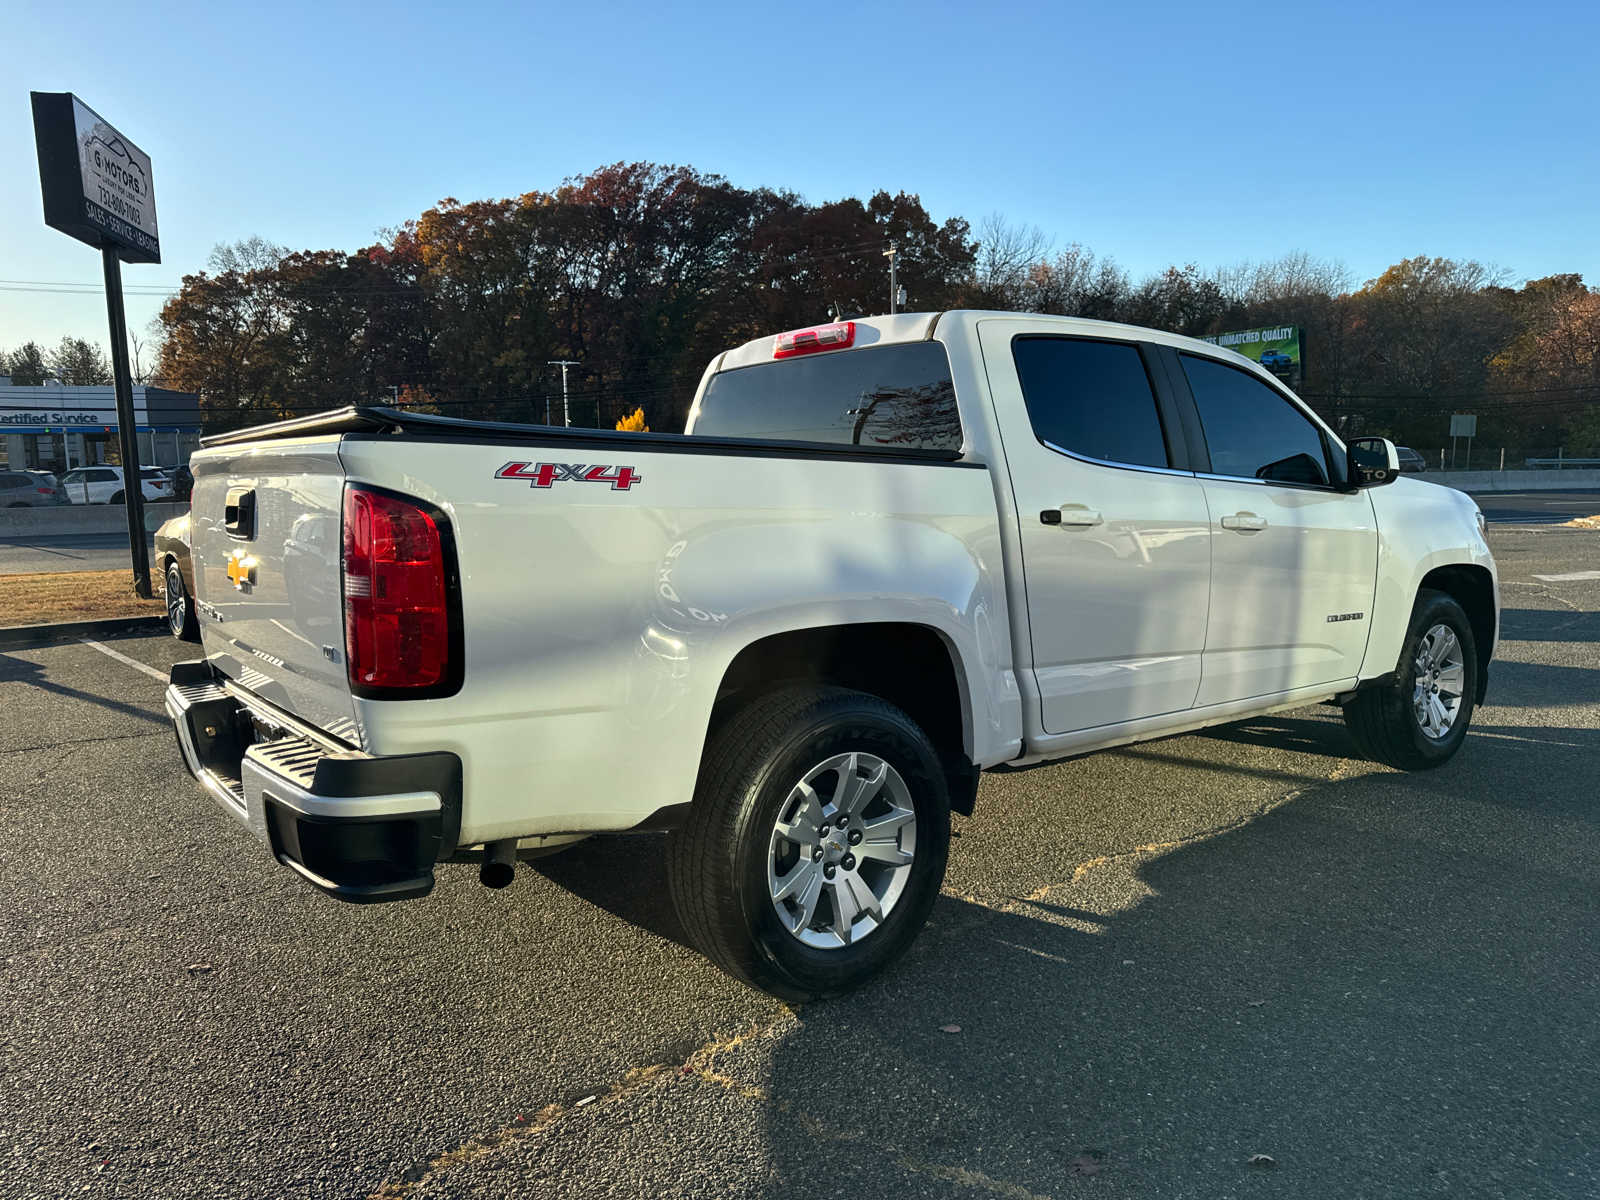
<box><xmin>3</xmin><ymin>0</ymin><xmax>1596</xmax><ymax>355</ymax></box>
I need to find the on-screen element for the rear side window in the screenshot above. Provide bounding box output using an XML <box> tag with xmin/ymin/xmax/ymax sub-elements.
<box><xmin>0</xmin><ymin>474</ymin><xmax>25</xmax><ymax>488</ymax></box>
<box><xmin>1011</xmin><ymin>337</ymin><xmax>1170</xmax><ymax>470</ymax></box>
<box><xmin>695</xmin><ymin>342</ymin><xmax>961</xmax><ymax>451</ymax></box>
<box><xmin>1180</xmin><ymin>354</ymin><xmax>1331</xmax><ymax>487</ymax></box>
<box><xmin>88</xmin><ymin>469</ymin><xmax>117</xmax><ymax>482</ymax></box>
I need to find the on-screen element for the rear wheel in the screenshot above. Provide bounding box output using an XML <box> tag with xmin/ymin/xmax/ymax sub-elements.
<box><xmin>165</xmin><ymin>561</ymin><xmax>200</xmax><ymax>642</ymax></box>
<box><xmin>1344</xmin><ymin>589</ymin><xmax>1477</xmax><ymax>770</ymax></box>
<box><xmin>667</xmin><ymin>686</ymin><xmax>950</xmax><ymax>1001</ymax></box>
<box><xmin>109</xmin><ymin>491</ymin><xmax>125</xmax><ymax>505</ymax></box>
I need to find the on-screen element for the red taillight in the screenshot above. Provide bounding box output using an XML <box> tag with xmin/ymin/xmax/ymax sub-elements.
<box><xmin>773</xmin><ymin>321</ymin><xmax>855</xmax><ymax>358</ymax></box>
<box><xmin>343</xmin><ymin>486</ymin><xmax>453</xmax><ymax>694</ymax></box>
<box><xmin>37</xmin><ymin>487</ymin><xmax>53</xmax><ymax>495</ymax></box>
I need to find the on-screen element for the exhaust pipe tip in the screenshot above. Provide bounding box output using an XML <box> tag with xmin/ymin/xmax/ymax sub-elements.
<box><xmin>478</xmin><ymin>839</ymin><xmax>519</xmax><ymax>889</ymax></box>
<box><xmin>479</xmin><ymin>861</ymin><xmax>516</xmax><ymax>889</ymax></box>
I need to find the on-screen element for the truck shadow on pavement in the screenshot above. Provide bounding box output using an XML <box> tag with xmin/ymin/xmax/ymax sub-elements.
<box><xmin>739</xmin><ymin>751</ymin><xmax>1600</xmax><ymax>1199</ymax></box>
<box><xmin>497</xmin><ymin>711</ymin><xmax>1600</xmax><ymax>1199</ymax></box>
<box><xmin>530</xmin><ymin>832</ymin><xmax>693</xmax><ymax>949</ymax></box>
<box><xmin>1497</xmin><ymin>606</ymin><xmax>1600</xmax><ymax>643</ymax></box>
<box><xmin>444</xmin><ymin>725</ymin><xmax>1600</xmax><ymax>1200</ymax></box>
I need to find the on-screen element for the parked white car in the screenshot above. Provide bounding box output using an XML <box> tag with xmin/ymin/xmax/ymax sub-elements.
<box><xmin>56</xmin><ymin>465</ymin><xmax>174</xmax><ymax>505</ymax></box>
<box><xmin>165</xmin><ymin>310</ymin><xmax>1498</xmax><ymax>1000</ymax></box>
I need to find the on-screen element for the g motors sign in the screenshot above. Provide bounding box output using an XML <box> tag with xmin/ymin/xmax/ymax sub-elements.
<box><xmin>31</xmin><ymin>92</ymin><xmax>160</xmax><ymax>264</ymax></box>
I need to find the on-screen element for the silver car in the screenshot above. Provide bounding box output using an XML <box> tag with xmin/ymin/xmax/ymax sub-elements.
<box><xmin>0</xmin><ymin>469</ymin><xmax>66</xmax><ymax>506</ymax></box>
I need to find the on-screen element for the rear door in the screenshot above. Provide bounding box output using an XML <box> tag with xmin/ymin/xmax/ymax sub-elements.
<box><xmin>191</xmin><ymin>437</ymin><xmax>360</xmax><ymax>742</ymax></box>
<box><xmin>85</xmin><ymin>468</ymin><xmax>118</xmax><ymax>503</ymax></box>
<box><xmin>979</xmin><ymin>322</ymin><xmax>1212</xmax><ymax>733</ymax></box>
<box><xmin>1173</xmin><ymin>352</ymin><xmax>1378</xmax><ymax>705</ymax></box>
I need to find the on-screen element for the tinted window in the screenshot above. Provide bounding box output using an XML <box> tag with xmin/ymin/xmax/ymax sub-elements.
<box><xmin>1181</xmin><ymin>354</ymin><xmax>1330</xmax><ymax>486</ymax></box>
<box><xmin>1012</xmin><ymin>338</ymin><xmax>1170</xmax><ymax>470</ymax></box>
<box><xmin>695</xmin><ymin>342</ymin><xmax>961</xmax><ymax>451</ymax></box>
<box><xmin>88</xmin><ymin>469</ymin><xmax>117</xmax><ymax>482</ymax></box>
<box><xmin>0</xmin><ymin>474</ymin><xmax>25</xmax><ymax>488</ymax></box>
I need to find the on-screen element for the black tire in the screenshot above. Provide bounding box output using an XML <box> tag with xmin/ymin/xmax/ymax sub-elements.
<box><xmin>165</xmin><ymin>560</ymin><xmax>200</xmax><ymax>642</ymax></box>
<box><xmin>667</xmin><ymin>686</ymin><xmax>950</xmax><ymax>1002</ymax></box>
<box><xmin>109</xmin><ymin>491</ymin><xmax>125</xmax><ymax>505</ymax></box>
<box><xmin>1344</xmin><ymin>588</ymin><xmax>1477</xmax><ymax>770</ymax></box>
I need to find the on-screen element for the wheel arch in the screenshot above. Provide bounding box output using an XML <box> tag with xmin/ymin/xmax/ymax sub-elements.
<box><xmin>710</xmin><ymin>622</ymin><xmax>980</xmax><ymax>816</ymax></box>
<box><xmin>1418</xmin><ymin>563</ymin><xmax>1496</xmax><ymax>704</ymax></box>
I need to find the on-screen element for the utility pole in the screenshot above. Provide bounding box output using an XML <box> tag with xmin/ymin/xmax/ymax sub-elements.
<box><xmin>883</xmin><ymin>241</ymin><xmax>899</xmax><ymax>315</ymax></box>
<box><xmin>548</xmin><ymin>360</ymin><xmax>579</xmax><ymax>427</ymax></box>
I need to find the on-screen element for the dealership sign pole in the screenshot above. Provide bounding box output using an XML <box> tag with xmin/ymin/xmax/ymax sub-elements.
<box><xmin>31</xmin><ymin>92</ymin><xmax>159</xmax><ymax>599</ymax></box>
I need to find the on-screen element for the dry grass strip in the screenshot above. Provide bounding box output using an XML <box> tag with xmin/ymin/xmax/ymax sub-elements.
<box><xmin>0</xmin><ymin>570</ymin><xmax>165</xmax><ymax>627</ymax></box>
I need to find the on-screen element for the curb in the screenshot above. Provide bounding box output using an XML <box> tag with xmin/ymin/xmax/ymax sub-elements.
<box><xmin>0</xmin><ymin>615</ymin><xmax>167</xmax><ymax>649</ymax></box>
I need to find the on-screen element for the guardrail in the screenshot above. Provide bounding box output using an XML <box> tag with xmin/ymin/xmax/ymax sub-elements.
<box><xmin>1524</xmin><ymin>458</ymin><xmax>1600</xmax><ymax>469</ymax></box>
<box><xmin>0</xmin><ymin>501</ymin><xmax>188</xmax><ymax>536</ymax></box>
<box><xmin>1423</xmin><ymin>468</ymin><xmax>1600</xmax><ymax>492</ymax></box>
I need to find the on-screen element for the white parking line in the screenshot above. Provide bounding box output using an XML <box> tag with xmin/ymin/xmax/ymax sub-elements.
<box><xmin>79</xmin><ymin>637</ymin><xmax>167</xmax><ymax>682</ymax></box>
<box><xmin>1532</xmin><ymin>571</ymin><xmax>1600</xmax><ymax>582</ymax></box>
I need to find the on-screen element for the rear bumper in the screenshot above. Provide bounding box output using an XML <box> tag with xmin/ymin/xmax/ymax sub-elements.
<box><xmin>165</xmin><ymin>661</ymin><xmax>461</xmax><ymax>904</ymax></box>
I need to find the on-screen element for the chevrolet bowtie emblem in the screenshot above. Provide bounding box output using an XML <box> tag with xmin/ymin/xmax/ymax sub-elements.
<box><xmin>226</xmin><ymin>551</ymin><xmax>257</xmax><ymax>591</ymax></box>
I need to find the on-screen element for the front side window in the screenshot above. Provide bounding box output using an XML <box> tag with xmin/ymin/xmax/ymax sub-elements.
<box><xmin>1180</xmin><ymin>354</ymin><xmax>1331</xmax><ymax>486</ymax></box>
<box><xmin>1012</xmin><ymin>337</ymin><xmax>1170</xmax><ymax>470</ymax></box>
<box><xmin>694</xmin><ymin>341</ymin><xmax>961</xmax><ymax>451</ymax></box>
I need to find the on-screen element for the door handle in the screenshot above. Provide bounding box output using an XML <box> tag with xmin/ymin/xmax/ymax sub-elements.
<box><xmin>1041</xmin><ymin>507</ymin><xmax>1103</xmax><ymax>527</ymax></box>
<box><xmin>1220</xmin><ymin>513</ymin><xmax>1267</xmax><ymax>533</ymax></box>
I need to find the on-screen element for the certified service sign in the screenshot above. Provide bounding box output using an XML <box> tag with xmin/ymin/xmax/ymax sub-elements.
<box><xmin>31</xmin><ymin>92</ymin><xmax>160</xmax><ymax>264</ymax></box>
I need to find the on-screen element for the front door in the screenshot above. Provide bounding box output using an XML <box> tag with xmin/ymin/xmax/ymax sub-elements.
<box><xmin>979</xmin><ymin>323</ymin><xmax>1212</xmax><ymax>734</ymax></box>
<box><xmin>1174</xmin><ymin>351</ymin><xmax>1379</xmax><ymax>706</ymax></box>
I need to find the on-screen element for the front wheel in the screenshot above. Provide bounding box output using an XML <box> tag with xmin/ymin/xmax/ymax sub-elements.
<box><xmin>667</xmin><ymin>686</ymin><xmax>950</xmax><ymax>1002</ymax></box>
<box><xmin>109</xmin><ymin>491</ymin><xmax>125</xmax><ymax>505</ymax></box>
<box><xmin>1344</xmin><ymin>588</ymin><xmax>1478</xmax><ymax>770</ymax></box>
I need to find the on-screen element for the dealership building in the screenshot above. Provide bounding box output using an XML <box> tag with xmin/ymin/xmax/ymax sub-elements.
<box><xmin>0</xmin><ymin>377</ymin><xmax>201</xmax><ymax>473</ymax></box>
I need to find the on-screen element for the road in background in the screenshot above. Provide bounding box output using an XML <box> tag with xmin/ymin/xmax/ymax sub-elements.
<box><xmin>1470</xmin><ymin>489</ymin><xmax>1600</xmax><ymax>525</ymax></box>
<box><xmin>1</xmin><ymin>524</ymin><xmax>1598</xmax><ymax>1199</ymax></box>
<box><xmin>0</xmin><ymin>531</ymin><xmax>159</xmax><ymax>575</ymax></box>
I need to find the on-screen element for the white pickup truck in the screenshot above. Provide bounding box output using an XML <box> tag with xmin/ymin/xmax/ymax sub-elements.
<box><xmin>165</xmin><ymin>311</ymin><xmax>1497</xmax><ymax>1000</ymax></box>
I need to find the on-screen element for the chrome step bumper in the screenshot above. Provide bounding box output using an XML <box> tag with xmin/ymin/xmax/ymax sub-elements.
<box><xmin>165</xmin><ymin>661</ymin><xmax>461</xmax><ymax>904</ymax></box>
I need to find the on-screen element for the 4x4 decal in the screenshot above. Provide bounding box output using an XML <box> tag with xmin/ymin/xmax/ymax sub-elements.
<box><xmin>495</xmin><ymin>462</ymin><xmax>643</xmax><ymax>490</ymax></box>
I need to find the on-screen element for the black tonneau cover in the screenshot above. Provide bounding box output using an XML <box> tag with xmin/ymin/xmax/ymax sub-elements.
<box><xmin>200</xmin><ymin>405</ymin><xmax>970</xmax><ymax>463</ymax></box>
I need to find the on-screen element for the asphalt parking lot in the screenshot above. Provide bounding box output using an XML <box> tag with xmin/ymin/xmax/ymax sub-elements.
<box><xmin>2</xmin><ymin>521</ymin><xmax>1597</xmax><ymax>1200</ymax></box>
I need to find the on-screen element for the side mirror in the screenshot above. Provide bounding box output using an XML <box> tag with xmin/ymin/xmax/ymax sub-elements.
<box><xmin>1347</xmin><ymin>437</ymin><xmax>1400</xmax><ymax>488</ymax></box>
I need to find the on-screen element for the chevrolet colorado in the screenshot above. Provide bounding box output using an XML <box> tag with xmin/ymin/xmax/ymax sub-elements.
<box><xmin>165</xmin><ymin>311</ymin><xmax>1497</xmax><ymax>1000</ymax></box>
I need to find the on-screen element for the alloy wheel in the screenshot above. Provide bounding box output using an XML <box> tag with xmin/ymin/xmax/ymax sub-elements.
<box><xmin>166</xmin><ymin>566</ymin><xmax>186</xmax><ymax>636</ymax></box>
<box><xmin>767</xmin><ymin>751</ymin><xmax>917</xmax><ymax>950</ymax></box>
<box><xmin>1412</xmin><ymin>622</ymin><xmax>1466</xmax><ymax>739</ymax></box>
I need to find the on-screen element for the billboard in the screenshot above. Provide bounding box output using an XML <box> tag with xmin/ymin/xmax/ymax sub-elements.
<box><xmin>1197</xmin><ymin>324</ymin><xmax>1302</xmax><ymax>384</ymax></box>
<box><xmin>31</xmin><ymin>92</ymin><xmax>160</xmax><ymax>264</ymax></box>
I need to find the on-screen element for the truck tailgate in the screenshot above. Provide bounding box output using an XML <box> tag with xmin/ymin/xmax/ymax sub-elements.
<box><xmin>190</xmin><ymin>436</ymin><xmax>361</xmax><ymax>744</ymax></box>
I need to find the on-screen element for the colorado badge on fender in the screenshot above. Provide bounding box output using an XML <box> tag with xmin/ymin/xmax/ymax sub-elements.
<box><xmin>495</xmin><ymin>462</ymin><xmax>643</xmax><ymax>490</ymax></box>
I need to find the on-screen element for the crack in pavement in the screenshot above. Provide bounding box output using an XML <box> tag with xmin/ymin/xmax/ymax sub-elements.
<box><xmin>0</xmin><ymin>730</ymin><xmax>168</xmax><ymax>761</ymax></box>
<box><xmin>364</xmin><ymin>1011</ymin><xmax>798</xmax><ymax>1198</ymax></box>
<box><xmin>961</xmin><ymin>751</ymin><xmax>1371</xmax><ymax>916</ymax></box>
<box><xmin>365</xmin><ymin>1005</ymin><xmax>1053</xmax><ymax>1200</ymax></box>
